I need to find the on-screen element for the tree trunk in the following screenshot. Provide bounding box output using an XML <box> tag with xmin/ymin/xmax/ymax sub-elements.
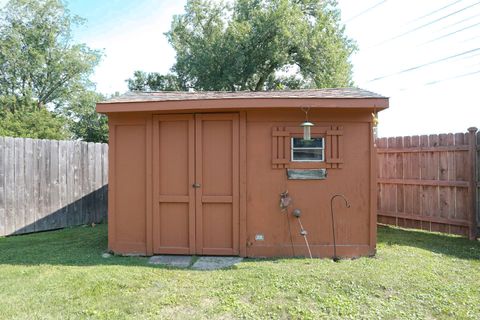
<box><xmin>254</xmin><ymin>75</ymin><xmax>266</xmax><ymax>91</ymax></box>
<box><xmin>254</xmin><ymin>66</ymin><xmax>275</xmax><ymax>91</ymax></box>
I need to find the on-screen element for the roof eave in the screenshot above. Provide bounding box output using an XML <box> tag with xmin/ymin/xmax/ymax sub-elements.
<box><xmin>96</xmin><ymin>97</ymin><xmax>389</xmax><ymax>114</ymax></box>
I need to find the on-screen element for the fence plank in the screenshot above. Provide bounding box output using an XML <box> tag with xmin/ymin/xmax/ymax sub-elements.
<box><xmin>438</xmin><ymin>134</ymin><xmax>453</xmax><ymax>225</ymax></box>
<box><xmin>0</xmin><ymin>137</ymin><xmax>108</xmax><ymax>236</ymax></box>
<box><xmin>5</xmin><ymin>137</ymin><xmax>15</xmax><ymax>235</ymax></box>
<box><xmin>94</xmin><ymin>143</ymin><xmax>102</xmax><ymax>222</ymax></box>
<box><xmin>24</xmin><ymin>139</ymin><xmax>35</xmax><ymax>233</ymax></box>
<box><xmin>37</xmin><ymin>139</ymin><xmax>48</xmax><ymax>232</ymax></box>
<box><xmin>59</xmin><ymin>141</ymin><xmax>68</xmax><ymax>228</ymax></box>
<box><xmin>50</xmin><ymin>140</ymin><xmax>61</xmax><ymax>229</ymax></box>
<box><xmin>85</xmin><ymin>143</ymin><xmax>95</xmax><ymax>223</ymax></box>
<box><xmin>14</xmin><ymin>138</ymin><xmax>25</xmax><ymax>234</ymax></box>
<box><xmin>0</xmin><ymin>137</ymin><xmax>5</xmax><ymax>236</ymax></box>
<box><xmin>102</xmin><ymin>143</ymin><xmax>109</xmax><ymax>223</ymax></box>
<box><xmin>73</xmin><ymin>141</ymin><xmax>83</xmax><ymax>226</ymax></box>
<box><xmin>66</xmin><ymin>141</ymin><xmax>74</xmax><ymax>227</ymax></box>
<box><xmin>477</xmin><ymin>131</ymin><xmax>480</xmax><ymax>229</ymax></box>
<box><xmin>33</xmin><ymin>139</ymin><xmax>40</xmax><ymax>232</ymax></box>
<box><xmin>467</xmin><ymin>128</ymin><xmax>477</xmax><ymax>239</ymax></box>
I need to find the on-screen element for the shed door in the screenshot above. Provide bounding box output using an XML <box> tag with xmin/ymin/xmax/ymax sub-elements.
<box><xmin>153</xmin><ymin>113</ymin><xmax>239</xmax><ymax>256</ymax></box>
<box><xmin>153</xmin><ymin>115</ymin><xmax>196</xmax><ymax>254</ymax></box>
<box><xmin>195</xmin><ymin>114</ymin><xmax>239</xmax><ymax>255</ymax></box>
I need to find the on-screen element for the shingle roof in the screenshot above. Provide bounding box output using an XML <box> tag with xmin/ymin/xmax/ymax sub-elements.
<box><xmin>103</xmin><ymin>88</ymin><xmax>386</xmax><ymax>104</ymax></box>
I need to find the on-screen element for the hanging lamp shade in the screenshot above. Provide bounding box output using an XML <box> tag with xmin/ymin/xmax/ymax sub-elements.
<box><xmin>300</xmin><ymin>121</ymin><xmax>314</xmax><ymax>140</ymax></box>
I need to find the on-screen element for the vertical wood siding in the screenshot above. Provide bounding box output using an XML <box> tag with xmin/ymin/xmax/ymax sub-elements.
<box><xmin>0</xmin><ymin>137</ymin><xmax>108</xmax><ymax>236</ymax></box>
<box><xmin>376</xmin><ymin>129</ymin><xmax>478</xmax><ymax>239</ymax></box>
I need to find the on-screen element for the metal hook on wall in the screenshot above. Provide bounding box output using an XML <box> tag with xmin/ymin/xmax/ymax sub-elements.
<box><xmin>330</xmin><ymin>194</ymin><xmax>350</xmax><ymax>262</ymax></box>
<box><xmin>301</xmin><ymin>106</ymin><xmax>311</xmax><ymax>121</ymax></box>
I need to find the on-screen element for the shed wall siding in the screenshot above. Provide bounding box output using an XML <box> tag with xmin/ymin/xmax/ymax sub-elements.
<box><xmin>245</xmin><ymin>110</ymin><xmax>373</xmax><ymax>257</ymax></box>
<box><xmin>109</xmin><ymin>114</ymin><xmax>148</xmax><ymax>254</ymax></box>
<box><xmin>107</xmin><ymin>108</ymin><xmax>376</xmax><ymax>258</ymax></box>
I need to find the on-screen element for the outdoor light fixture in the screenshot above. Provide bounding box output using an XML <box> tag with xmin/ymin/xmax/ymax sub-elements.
<box><xmin>301</xmin><ymin>107</ymin><xmax>314</xmax><ymax>140</ymax></box>
<box><xmin>372</xmin><ymin>106</ymin><xmax>379</xmax><ymax>144</ymax></box>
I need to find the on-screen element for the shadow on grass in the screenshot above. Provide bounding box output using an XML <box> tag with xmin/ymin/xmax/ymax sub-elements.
<box><xmin>0</xmin><ymin>223</ymin><xmax>478</xmax><ymax>267</ymax></box>
<box><xmin>0</xmin><ymin>224</ymin><xmax>153</xmax><ymax>268</ymax></box>
<box><xmin>377</xmin><ymin>225</ymin><xmax>480</xmax><ymax>260</ymax></box>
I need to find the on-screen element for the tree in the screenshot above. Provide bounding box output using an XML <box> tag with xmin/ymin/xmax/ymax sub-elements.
<box><xmin>126</xmin><ymin>71</ymin><xmax>184</xmax><ymax>91</ymax></box>
<box><xmin>0</xmin><ymin>0</ymin><xmax>102</xmax><ymax>112</ymax></box>
<box><xmin>148</xmin><ymin>0</ymin><xmax>356</xmax><ymax>91</ymax></box>
<box><xmin>0</xmin><ymin>108</ymin><xmax>69</xmax><ymax>140</ymax></box>
<box><xmin>0</xmin><ymin>0</ymin><xmax>106</xmax><ymax>142</ymax></box>
<box><xmin>63</xmin><ymin>90</ymin><xmax>109</xmax><ymax>143</ymax></box>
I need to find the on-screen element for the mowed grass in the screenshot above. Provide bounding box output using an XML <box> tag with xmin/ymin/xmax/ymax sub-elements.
<box><xmin>0</xmin><ymin>225</ymin><xmax>479</xmax><ymax>319</ymax></box>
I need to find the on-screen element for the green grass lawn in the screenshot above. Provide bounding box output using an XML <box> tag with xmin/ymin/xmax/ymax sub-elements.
<box><xmin>0</xmin><ymin>225</ymin><xmax>479</xmax><ymax>320</ymax></box>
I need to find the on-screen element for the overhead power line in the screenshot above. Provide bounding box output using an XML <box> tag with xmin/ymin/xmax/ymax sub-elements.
<box><xmin>399</xmin><ymin>67</ymin><xmax>480</xmax><ymax>91</ymax></box>
<box><xmin>406</xmin><ymin>0</ymin><xmax>465</xmax><ymax>25</ymax></box>
<box><xmin>373</xmin><ymin>1</ymin><xmax>480</xmax><ymax>47</ymax></box>
<box><xmin>345</xmin><ymin>0</ymin><xmax>388</xmax><ymax>23</ymax></box>
<box><xmin>461</xmin><ymin>33</ymin><xmax>480</xmax><ymax>42</ymax></box>
<box><xmin>425</xmin><ymin>69</ymin><xmax>480</xmax><ymax>85</ymax></box>
<box><xmin>437</xmin><ymin>12</ymin><xmax>480</xmax><ymax>32</ymax></box>
<box><xmin>368</xmin><ymin>47</ymin><xmax>480</xmax><ymax>82</ymax></box>
<box><xmin>422</xmin><ymin>21</ymin><xmax>480</xmax><ymax>45</ymax></box>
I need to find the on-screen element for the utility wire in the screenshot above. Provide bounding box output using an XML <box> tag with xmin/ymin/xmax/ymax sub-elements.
<box><xmin>406</xmin><ymin>0</ymin><xmax>465</xmax><ymax>25</ymax></box>
<box><xmin>373</xmin><ymin>1</ymin><xmax>480</xmax><ymax>47</ymax></box>
<box><xmin>461</xmin><ymin>33</ymin><xmax>480</xmax><ymax>42</ymax></box>
<box><xmin>425</xmin><ymin>68</ymin><xmax>480</xmax><ymax>85</ymax></box>
<box><xmin>368</xmin><ymin>47</ymin><xmax>480</xmax><ymax>82</ymax></box>
<box><xmin>345</xmin><ymin>0</ymin><xmax>388</xmax><ymax>23</ymax></box>
<box><xmin>421</xmin><ymin>21</ymin><xmax>480</xmax><ymax>45</ymax></box>
<box><xmin>436</xmin><ymin>12</ymin><xmax>480</xmax><ymax>32</ymax></box>
<box><xmin>398</xmin><ymin>61</ymin><xmax>480</xmax><ymax>90</ymax></box>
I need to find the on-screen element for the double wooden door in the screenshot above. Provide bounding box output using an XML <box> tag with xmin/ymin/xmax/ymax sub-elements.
<box><xmin>152</xmin><ymin>113</ymin><xmax>239</xmax><ymax>255</ymax></box>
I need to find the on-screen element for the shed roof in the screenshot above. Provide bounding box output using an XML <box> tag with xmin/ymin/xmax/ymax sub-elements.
<box><xmin>97</xmin><ymin>88</ymin><xmax>389</xmax><ymax>113</ymax></box>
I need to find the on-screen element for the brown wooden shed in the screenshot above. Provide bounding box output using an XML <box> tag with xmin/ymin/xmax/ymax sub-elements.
<box><xmin>97</xmin><ymin>88</ymin><xmax>388</xmax><ymax>258</ymax></box>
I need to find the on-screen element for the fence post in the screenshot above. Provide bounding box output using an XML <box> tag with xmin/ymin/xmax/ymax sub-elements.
<box><xmin>467</xmin><ymin>127</ymin><xmax>478</xmax><ymax>240</ymax></box>
<box><xmin>477</xmin><ymin>131</ymin><xmax>480</xmax><ymax>234</ymax></box>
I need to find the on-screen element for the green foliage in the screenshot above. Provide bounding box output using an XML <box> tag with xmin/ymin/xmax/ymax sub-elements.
<box><xmin>0</xmin><ymin>0</ymin><xmax>104</xmax><ymax>140</ymax></box>
<box><xmin>61</xmin><ymin>90</ymin><xmax>108</xmax><ymax>143</ymax></box>
<box><xmin>126</xmin><ymin>70</ymin><xmax>184</xmax><ymax>91</ymax></box>
<box><xmin>0</xmin><ymin>225</ymin><xmax>479</xmax><ymax>318</ymax></box>
<box><xmin>0</xmin><ymin>0</ymin><xmax>102</xmax><ymax>111</ymax></box>
<box><xmin>0</xmin><ymin>107</ymin><xmax>69</xmax><ymax>139</ymax></box>
<box><xmin>159</xmin><ymin>0</ymin><xmax>356</xmax><ymax>91</ymax></box>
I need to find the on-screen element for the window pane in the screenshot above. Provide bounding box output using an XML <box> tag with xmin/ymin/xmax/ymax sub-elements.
<box><xmin>292</xmin><ymin>137</ymin><xmax>323</xmax><ymax>148</ymax></box>
<box><xmin>292</xmin><ymin>149</ymin><xmax>323</xmax><ymax>161</ymax></box>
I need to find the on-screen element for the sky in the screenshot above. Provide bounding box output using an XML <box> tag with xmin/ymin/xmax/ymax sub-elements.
<box><xmin>3</xmin><ymin>0</ymin><xmax>479</xmax><ymax>137</ymax></box>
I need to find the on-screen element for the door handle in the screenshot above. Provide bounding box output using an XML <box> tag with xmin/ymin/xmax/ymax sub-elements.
<box><xmin>192</xmin><ymin>183</ymin><xmax>201</xmax><ymax>188</ymax></box>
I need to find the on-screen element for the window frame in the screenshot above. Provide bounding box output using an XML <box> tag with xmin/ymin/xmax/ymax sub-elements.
<box><xmin>290</xmin><ymin>136</ymin><xmax>325</xmax><ymax>162</ymax></box>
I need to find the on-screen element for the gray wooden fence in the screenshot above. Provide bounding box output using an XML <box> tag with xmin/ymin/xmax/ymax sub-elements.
<box><xmin>0</xmin><ymin>137</ymin><xmax>108</xmax><ymax>236</ymax></box>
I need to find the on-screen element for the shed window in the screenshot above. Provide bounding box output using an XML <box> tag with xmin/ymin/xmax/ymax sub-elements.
<box><xmin>291</xmin><ymin>137</ymin><xmax>324</xmax><ymax>162</ymax></box>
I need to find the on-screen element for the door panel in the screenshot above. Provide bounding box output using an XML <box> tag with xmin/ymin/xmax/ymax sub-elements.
<box><xmin>159</xmin><ymin>203</ymin><xmax>190</xmax><ymax>248</ymax></box>
<box><xmin>153</xmin><ymin>115</ymin><xmax>195</xmax><ymax>254</ymax></box>
<box><xmin>201</xmin><ymin>120</ymin><xmax>233</xmax><ymax>195</ymax></box>
<box><xmin>202</xmin><ymin>203</ymin><xmax>233</xmax><ymax>249</ymax></box>
<box><xmin>195</xmin><ymin>114</ymin><xmax>239</xmax><ymax>255</ymax></box>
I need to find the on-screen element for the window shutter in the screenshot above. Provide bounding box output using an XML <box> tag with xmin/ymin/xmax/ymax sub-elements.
<box><xmin>325</xmin><ymin>125</ymin><xmax>344</xmax><ymax>168</ymax></box>
<box><xmin>272</xmin><ymin>127</ymin><xmax>290</xmax><ymax>169</ymax></box>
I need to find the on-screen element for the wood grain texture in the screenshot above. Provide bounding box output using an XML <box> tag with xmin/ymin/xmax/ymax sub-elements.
<box><xmin>376</xmin><ymin>130</ymin><xmax>477</xmax><ymax>238</ymax></box>
<box><xmin>0</xmin><ymin>137</ymin><xmax>108</xmax><ymax>236</ymax></box>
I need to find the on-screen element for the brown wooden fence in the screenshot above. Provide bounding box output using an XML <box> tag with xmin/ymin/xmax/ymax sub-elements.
<box><xmin>0</xmin><ymin>137</ymin><xmax>108</xmax><ymax>236</ymax></box>
<box><xmin>376</xmin><ymin>128</ymin><xmax>478</xmax><ymax>239</ymax></box>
